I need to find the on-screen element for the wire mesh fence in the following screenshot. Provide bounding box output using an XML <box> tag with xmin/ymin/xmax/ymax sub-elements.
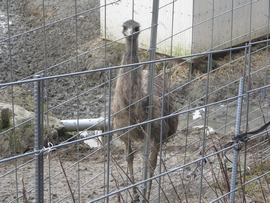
<box><xmin>1</xmin><ymin>0</ymin><xmax>270</xmax><ymax>202</ymax></box>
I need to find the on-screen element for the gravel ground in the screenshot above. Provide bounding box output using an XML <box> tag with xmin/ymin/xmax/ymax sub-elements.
<box><xmin>0</xmin><ymin>0</ymin><xmax>112</xmax><ymax>120</ymax></box>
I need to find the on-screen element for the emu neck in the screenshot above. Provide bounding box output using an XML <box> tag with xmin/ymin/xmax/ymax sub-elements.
<box><xmin>117</xmin><ymin>37</ymin><xmax>143</xmax><ymax>104</ymax></box>
<box><xmin>122</xmin><ymin>38</ymin><xmax>139</xmax><ymax>65</ymax></box>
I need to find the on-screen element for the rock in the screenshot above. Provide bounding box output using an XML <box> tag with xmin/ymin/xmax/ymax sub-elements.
<box><xmin>0</xmin><ymin>102</ymin><xmax>65</xmax><ymax>155</ymax></box>
<box><xmin>0</xmin><ymin>102</ymin><xmax>33</xmax><ymax>126</ymax></box>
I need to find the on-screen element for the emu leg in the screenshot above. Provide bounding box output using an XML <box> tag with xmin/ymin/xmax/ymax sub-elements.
<box><xmin>147</xmin><ymin>141</ymin><xmax>160</xmax><ymax>200</ymax></box>
<box><xmin>125</xmin><ymin>141</ymin><xmax>139</xmax><ymax>201</ymax></box>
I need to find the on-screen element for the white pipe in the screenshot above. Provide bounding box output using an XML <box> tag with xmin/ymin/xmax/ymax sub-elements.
<box><xmin>60</xmin><ymin>118</ymin><xmax>109</xmax><ymax>131</ymax></box>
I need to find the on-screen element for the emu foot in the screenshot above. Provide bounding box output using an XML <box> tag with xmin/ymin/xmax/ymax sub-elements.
<box><xmin>131</xmin><ymin>194</ymin><xmax>140</xmax><ymax>202</ymax></box>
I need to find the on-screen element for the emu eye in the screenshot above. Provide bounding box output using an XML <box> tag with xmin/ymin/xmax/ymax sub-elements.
<box><xmin>134</xmin><ymin>26</ymin><xmax>140</xmax><ymax>32</ymax></box>
<box><xmin>122</xmin><ymin>25</ymin><xmax>127</xmax><ymax>30</ymax></box>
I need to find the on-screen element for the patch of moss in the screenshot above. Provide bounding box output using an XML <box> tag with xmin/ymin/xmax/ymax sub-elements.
<box><xmin>7</xmin><ymin>131</ymin><xmax>22</xmax><ymax>154</ymax></box>
<box><xmin>2</xmin><ymin>119</ymin><xmax>36</xmax><ymax>154</ymax></box>
<box><xmin>0</xmin><ymin>108</ymin><xmax>11</xmax><ymax>129</ymax></box>
<box><xmin>248</xmin><ymin>160</ymin><xmax>270</xmax><ymax>176</ymax></box>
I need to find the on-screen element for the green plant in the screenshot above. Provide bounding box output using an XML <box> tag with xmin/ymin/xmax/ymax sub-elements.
<box><xmin>1</xmin><ymin>108</ymin><xmax>11</xmax><ymax>129</ymax></box>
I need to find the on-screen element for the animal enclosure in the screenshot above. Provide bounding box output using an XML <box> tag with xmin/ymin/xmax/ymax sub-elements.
<box><xmin>1</xmin><ymin>0</ymin><xmax>270</xmax><ymax>203</ymax></box>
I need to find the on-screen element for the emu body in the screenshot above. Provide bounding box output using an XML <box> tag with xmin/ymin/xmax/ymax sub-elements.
<box><xmin>112</xmin><ymin>19</ymin><xmax>178</xmax><ymax>201</ymax></box>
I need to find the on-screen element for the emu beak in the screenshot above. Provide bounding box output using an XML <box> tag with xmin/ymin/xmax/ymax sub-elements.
<box><xmin>125</xmin><ymin>28</ymin><xmax>133</xmax><ymax>36</ymax></box>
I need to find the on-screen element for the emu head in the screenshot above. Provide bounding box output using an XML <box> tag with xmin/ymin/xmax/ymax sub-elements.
<box><xmin>122</xmin><ymin>19</ymin><xmax>140</xmax><ymax>40</ymax></box>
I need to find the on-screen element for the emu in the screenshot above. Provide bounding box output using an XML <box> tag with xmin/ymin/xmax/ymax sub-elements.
<box><xmin>112</xmin><ymin>19</ymin><xmax>178</xmax><ymax>201</ymax></box>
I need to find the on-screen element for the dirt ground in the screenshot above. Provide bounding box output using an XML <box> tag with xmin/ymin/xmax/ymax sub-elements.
<box><xmin>1</xmin><ymin>0</ymin><xmax>270</xmax><ymax>202</ymax></box>
<box><xmin>1</xmin><ymin>127</ymin><xmax>268</xmax><ymax>203</ymax></box>
<box><xmin>0</xmin><ymin>130</ymin><xmax>229</xmax><ymax>203</ymax></box>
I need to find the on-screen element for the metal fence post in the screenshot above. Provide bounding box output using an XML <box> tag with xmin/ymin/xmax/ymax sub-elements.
<box><xmin>34</xmin><ymin>75</ymin><xmax>44</xmax><ymax>203</ymax></box>
<box><xmin>229</xmin><ymin>77</ymin><xmax>244</xmax><ymax>202</ymax></box>
<box><xmin>142</xmin><ymin>0</ymin><xmax>160</xmax><ymax>201</ymax></box>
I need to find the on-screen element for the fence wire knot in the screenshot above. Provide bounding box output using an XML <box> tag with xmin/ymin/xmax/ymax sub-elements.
<box><xmin>233</xmin><ymin>133</ymin><xmax>249</xmax><ymax>143</ymax></box>
<box><xmin>40</xmin><ymin>142</ymin><xmax>56</xmax><ymax>159</ymax></box>
<box><xmin>224</xmin><ymin>120</ymin><xmax>270</xmax><ymax>161</ymax></box>
<box><xmin>233</xmin><ymin>141</ymin><xmax>243</xmax><ymax>151</ymax></box>
<box><xmin>233</xmin><ymin>120</ymin><xmax>270</xmax><ymax>143</ymax></box>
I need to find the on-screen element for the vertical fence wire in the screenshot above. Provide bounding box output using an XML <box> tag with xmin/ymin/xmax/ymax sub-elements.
<box><xmin>157</xmin><ymin>58</ymin><xmax>166</xmax><ymax>202</ymax></box>
<box><xmin>106</xmin><ymin>66</ymin><xmax>112</xmax><ymax>203</ymax></box>
<box><xmin>249</xmin><ymin>0</ymin><xmax>253</xmax><ymax>43</ymax></box>
<box><xmin>241</xmin><ymin>42</ymin><xmax>253</xmax><ymax>203</ymax></box>
<box><xmin>103</xmin><ymin>0</ymin><xmax>107</xmax><ymax>199</ymax></box>
<box><xmin>73</xmin><ymin>0</ymin><xmax>81</xmax><ymax>202</ymax></box>
<box><xmin>5</xmin><ymin>0</ymin><xmax>19</xmax><ymax>201</ymax></box>
<box><xmin>128</xmin><ymin>1</ymin><xmax>136</xmax><ymax>201</ymax></box>
<box><xmin>241</xmin><ymin>44</ymin><xmax>248</xmax><ymax>203</ymax></box>
<box><xmin>198</xmin><ymin>53</ymin><xmax>211</xmax><ymax>202</ymax></box>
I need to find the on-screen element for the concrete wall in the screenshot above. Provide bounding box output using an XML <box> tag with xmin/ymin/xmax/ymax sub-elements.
<box><xmin>100</xmin><ymin>0</ymin><xmax>193</xmax><ymax>56</ymax></box>
<box><xmin>100</xmin><ymin>0</ymin><xmax>269</xmax><ymax>57</ymax></box>
<box><xmin>192</xmin><ymin>0</ymin><xmax>269</xmax><ymax>53</ymax></box>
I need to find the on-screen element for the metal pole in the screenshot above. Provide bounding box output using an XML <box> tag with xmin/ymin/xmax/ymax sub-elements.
<box><xmin>142</xmin><ymin>0</ymin><xmax>159</xmax><ymax>201</ymax></box>
<box><xmin>60</xmin><ymin>118</ymin><xmax>110</xmax><ymax>131</ymax></box>
<box><xmin>229</xmin><ymin>77</ymin><xmax>244</xmax><ymax>202</ymax></box>
<box><xmin>34</xmin><ymin>75</ymin><xmax>44</xmax><ymax>203</ymax></box>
